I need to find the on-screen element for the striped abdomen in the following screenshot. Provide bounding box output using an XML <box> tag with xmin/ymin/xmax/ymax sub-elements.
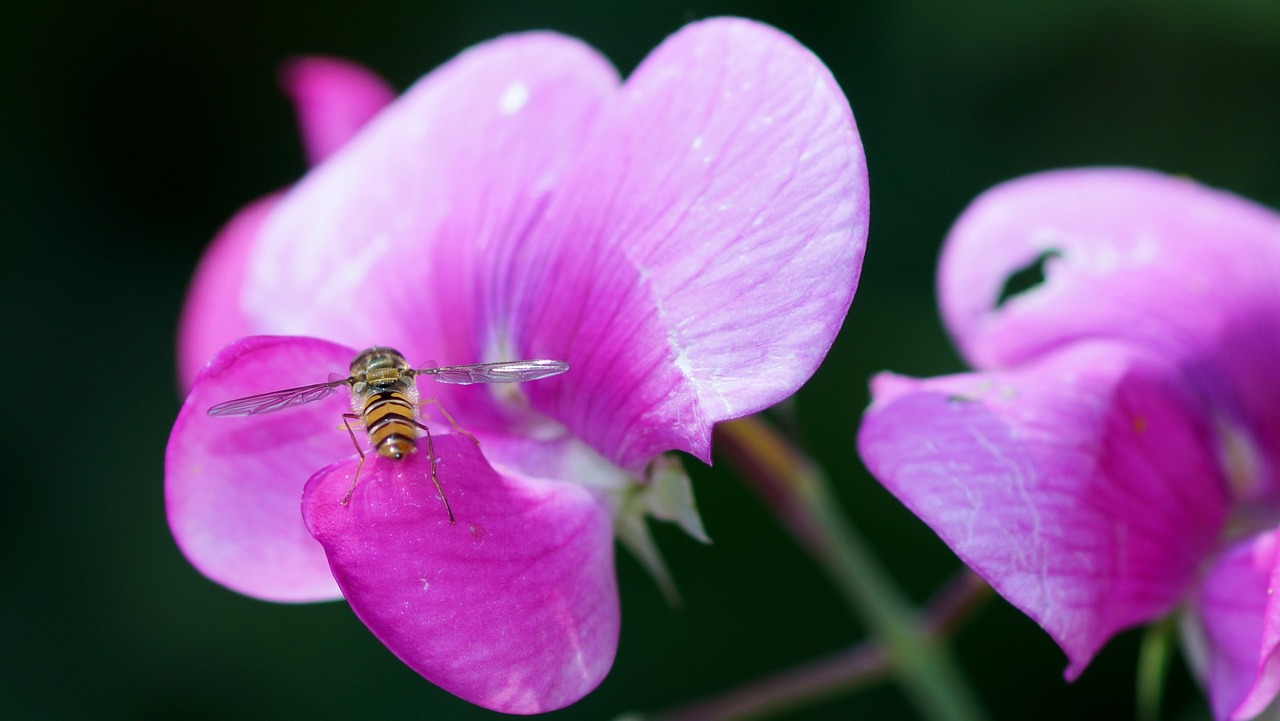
<box><xmin>362</xmin><ymin>390</ymin><xmax>418</xmax><ymax>460</ymax></box>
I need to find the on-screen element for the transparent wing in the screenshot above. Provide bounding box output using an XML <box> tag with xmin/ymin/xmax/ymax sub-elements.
<box><xmin>207</xmin><ymin>378</ymin><xmax>349</xmax><ymax>417</ymax></box>
<box><xmin>417</xmin><ymin>359</ymin><xmax>570</xmax><ymax>385</ymax></box>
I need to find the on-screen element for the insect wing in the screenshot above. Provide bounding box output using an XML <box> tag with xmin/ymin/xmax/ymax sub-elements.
<box><xmin>207</xmin><ymin>379</ymin><xmax>347</xmax><ymax>417</ymax></box>
<box><xmin>420</xmin><ymin>359</ymin><xmax>570</xmax><ymax>385</ymax></box>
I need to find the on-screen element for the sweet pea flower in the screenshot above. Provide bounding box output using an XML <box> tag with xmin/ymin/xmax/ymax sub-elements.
<box><xmin>857</xmin><ymin>168</ymin><xmax>1280</xmax><ymax>720</ymax></box>
<box><xmin>168</xmin><ymin>18</ymin><xmax>868</xmax><ymax>714</ymax></box>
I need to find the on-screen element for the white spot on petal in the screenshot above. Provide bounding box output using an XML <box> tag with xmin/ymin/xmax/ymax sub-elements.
<box><xmin>499</xmin><ymin>82</ymin><xmax>529</xmax><ymax>115</ymax></box>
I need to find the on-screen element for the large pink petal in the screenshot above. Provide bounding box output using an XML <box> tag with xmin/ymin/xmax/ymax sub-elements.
<box><xmin>858</xmin><ymin>342</ymin><xmax>1230</xmax><ymax>676</ymax></box>
<box><xmin>502</xmin><ymin>17</ymin><xmax>867</xmax><ymax>470</ymax></box>
<box><xmin>176</xmin><ymin>193</ymin><xmax>281</xmax><ymax>390</ymax></box>
<box><xmin>1190</xmin><ymin>530</ymin><xmax>1280</xmax><ymax>720</ymax></box>
<box><xmin>937</xmin><ymin>170</ymin><xmax>1280</xmax><ymax>502</ymax></box>
<box><xmin>166</xmin><ymin>336</ymin><xmax>357</xmax><ymax>602</ymax></box>
<box><xmin>303</xmin><ymin>435</ymin><xmax>617</xmax><ymax>713</ymax></box>
<box><xmin>242</xmin><ymin>33</ymin><xmax>620</xmax><ymax>367</ymax></box>
<box><xmin>279</xmin><ymin>56</ymin><xmax>396</xmax><ymax>167</ymax></box>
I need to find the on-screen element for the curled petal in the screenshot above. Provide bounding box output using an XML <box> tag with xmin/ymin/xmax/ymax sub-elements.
<box><xmin>858</xmin><ymin>342</ymin><xmax>1230</xmax><ymax>676</ymax></box>
<box><xmin>1189</xmin><ymin>530</ymin><xmax>1280</xmax><ymax>721</ymax></box>
<box><xmin>303</xmin><ymin>435</ymin><xmax>618</xmax><ymax>713</ymax></box>
<box><xmin>166</xmin><ymin>336</ymin><xmax>356</xmax><ymax>602</ymax></box>
<box><xmin>939</xmin><ymin>168</ymin><xmax>1280</xmax><ymax>372</ymax></box>
<box><xmin>177</xmin><ymin>194</ymin><xmax>281</xmax><ymax>389</ymax></box>
<box><xmin>279</xmin><ymin>56</ymin><xmax>396</xmax><ymax>167</ymax></box>
<box><xmin>506</xmin><ymin>17</ymin><xmax>868</xmax><ymax>469</ymax></box>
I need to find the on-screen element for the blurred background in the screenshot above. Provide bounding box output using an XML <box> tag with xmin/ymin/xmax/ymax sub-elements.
<box><xmin>4</xmin><ymin>1</ymin><xmax>1279</xmax><ymax>719</ymax></box>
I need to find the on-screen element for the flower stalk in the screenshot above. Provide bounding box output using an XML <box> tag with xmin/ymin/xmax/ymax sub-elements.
<box><xmin>1135</xmin><ymin>618</ymin><xmax>1175</xmax><ymax>721</ymax></box>
<box><xmin>635</xmin><ymin>568</ymin><xmax>990</xmax><ymax>721</ymax></box>
<box><xmin>713</xmin><ymin>416</ymin><xmax>990</xmax><ymax>721</ymax></box>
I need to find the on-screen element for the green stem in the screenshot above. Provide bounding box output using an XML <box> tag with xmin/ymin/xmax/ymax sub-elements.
<box><xmin>712</xmin><ymin>416</ymin><xmax>991</xmax><ymax>721</ymax></box>
<box><xmin>640</xmin><ymin>639</ymin><xmax>889</xmax><ymax>721</ymax></box>
<box><xmin>636</xmin><ymin>570</ymin><xmax>990</xmax><ymax>721</ymax></box>
<box><xmin>1136</xmin><ymin>617</ymin><xmax>1175</xmax><ymax>721</ymax></box>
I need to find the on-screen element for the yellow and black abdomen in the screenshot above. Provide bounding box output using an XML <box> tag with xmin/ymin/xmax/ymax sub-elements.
<box><xmin>362</xmin><ymin>390</ymin><xmax>418</xmax><ymax>460</ymax></box>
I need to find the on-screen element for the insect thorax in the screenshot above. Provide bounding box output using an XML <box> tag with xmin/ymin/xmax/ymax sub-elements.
<box><xmin>349</xmin><ymin>346</ymin><xmax>414</xmax><ymax>396</ymax></box>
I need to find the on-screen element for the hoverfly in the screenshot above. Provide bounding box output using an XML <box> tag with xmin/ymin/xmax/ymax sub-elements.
<box><xmin>207</xmin><ymin>346</ymin><xmax>569</xmax><ymax>523</ymax></box>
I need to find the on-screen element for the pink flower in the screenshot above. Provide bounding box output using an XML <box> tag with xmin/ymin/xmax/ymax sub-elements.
<box><xmin>167</xmin><ymin>18</ymin><xmax>867</xmax><ymax>714</ymax></box>
<box><xmin>858</xmin><ymin>168</ymin><xmax>1280</xmax><ymax>720</ymax></box>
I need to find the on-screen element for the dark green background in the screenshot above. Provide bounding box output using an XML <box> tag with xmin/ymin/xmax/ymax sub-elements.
<box><xmin>5</xmin><ymin>1</ymin><xmax>1278</xmax><ymax>719</ymax></box>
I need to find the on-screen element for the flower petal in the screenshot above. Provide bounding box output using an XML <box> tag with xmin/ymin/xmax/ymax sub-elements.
<box><xmin>166</xmin><ymin>336</ymin><xmax>357</xmax><ymax>602</ymax></box>
<box><xmin>279</xmin><ymin>56</ymin><xmax>396</xmax><ymax>167</ymax></box>
<box><xmin>242</xmin><ymin>33</ymin><xmax>620</xmax><ymax>363</ymax></box>
<box><xmin>1189</xmin><ymin>530</ymin><xmax>1280</xmax><ymax>721</ymax></box>
<box><xmin>177</xmin><ymin>60</ymin><xmax>393</xmax><ymax>389</ymax></box>
<box><xmin>303</xmin><ymin>434</ymin><xmax>618</xmax><ymax>713</ymax></box>
<box><xmin>503</xmin><ymin>17</ymin><xmax>868</xmax><ymax>469</ymax></box>
<box><xmin>858</xmin><ymin>342</ymin><xmax>1230</xmax><ymax>676</ymax></box>
<box><xmin>176</xmin><ymin>193</ymin><xmax>281</xmax><ymax>390</ymax></box>
<box><xmin>939</xmin><ymin>168</ymin><xmax>1280</xmax><ymax>371</ymax></box>
<box><xmin>939</xmin><ymin>168</ymin><xmax>1280</xmax><ymax>505</ymax></box>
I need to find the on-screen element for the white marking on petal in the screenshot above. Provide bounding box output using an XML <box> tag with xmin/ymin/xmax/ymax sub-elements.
<box><xmin>499</xmin><ymin>82</ymin><xmax>529</xmax><ymax>115</ymax></box>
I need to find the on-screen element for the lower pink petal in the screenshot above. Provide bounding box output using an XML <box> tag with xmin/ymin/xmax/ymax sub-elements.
<box><xmin>1191</xmin><ymin>530</ymin><xmax>1280</xmax><ymax>720</ymax></box>
<box><xmin>303</xmin><ymin>434</ymin><xmax>618</xmax><ymax>713</ymax></box>
<box><xmin>167</xmin><ymin>336</ymin><xmax>357</xmax><ymax>602</ymax></box>
<box><xmin>858</xmin><ymin>342</ymin><xmax>1229</xmax><ymax>676</ymax></box>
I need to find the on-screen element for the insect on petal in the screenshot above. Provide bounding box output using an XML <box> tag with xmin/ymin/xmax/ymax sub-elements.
<box><xmin>303</xmin><ymin>435</ymin><xmax>619</xmax><ymax>713</ymax></box>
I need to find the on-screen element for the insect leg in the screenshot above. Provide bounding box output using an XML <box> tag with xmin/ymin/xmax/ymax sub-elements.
<box><xmin>341</xmin><ymin>413</ymin><xmax>366</xmax><ymax>506</ymax></box>
<box><xmin>411</xmin><ymin>419</ymin><xmax>455</xmax><ymax>524</ymax></box>
<box><xmin>420</xmin><ymin>398</ymin><xmax>480</xmax><ymax>446</ymax></box>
